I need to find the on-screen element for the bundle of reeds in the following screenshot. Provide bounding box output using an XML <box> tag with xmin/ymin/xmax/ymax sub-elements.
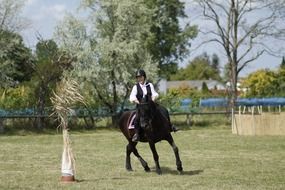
<box><xmin>50</xmin><ymin>78</ymin><xmax>84</xmax><ymax>182</ymax></box>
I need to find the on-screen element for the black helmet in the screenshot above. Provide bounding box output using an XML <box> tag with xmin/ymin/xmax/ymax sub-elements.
<box><xmin>135</xmin><ymin>69</ymin><xmax>146</xmax><ymax>78</ymax></box>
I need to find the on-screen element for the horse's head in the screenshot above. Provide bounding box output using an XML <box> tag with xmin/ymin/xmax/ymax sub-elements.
<box><xmin>137</xmin><ymin>97</ymin><xmax>156</xmax><ymax>130</ymax></box>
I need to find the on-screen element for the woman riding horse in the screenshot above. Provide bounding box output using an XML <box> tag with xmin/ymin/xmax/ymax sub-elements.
<box><xmin>129</xmin><ymin>69</ymin><xmax>178</xmax><ymax>142</ymax></box>
<box><xmin>119</xmin><ymin>69</ymin><xmax>182</xmax><ymax>174</ymax></box>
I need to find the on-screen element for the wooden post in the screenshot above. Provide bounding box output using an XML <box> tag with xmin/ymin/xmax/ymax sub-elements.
<box><xmin>186</xmin><ymin>114</ymin><xmax>191</xmax><ymax>126</ymax></box>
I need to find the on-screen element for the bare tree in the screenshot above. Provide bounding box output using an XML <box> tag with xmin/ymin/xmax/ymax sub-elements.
<box><xmin>0</xmin><ymin>0</ymin><xmax>28</xmax><ymax>32</ymax></box>
<box><xmin>193</xmin><ymin>0</ymin><xmax>285</xmax><ymax>108</ymax></box>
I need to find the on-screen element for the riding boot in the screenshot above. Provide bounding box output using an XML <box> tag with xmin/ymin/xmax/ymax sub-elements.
<box><xmin>132</xmin><ymin>128</ymin><xmax>140</xmax><ymax>142</ymax></box>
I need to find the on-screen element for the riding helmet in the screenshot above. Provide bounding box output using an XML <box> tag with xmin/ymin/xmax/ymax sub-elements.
<box><xmin>135</xmin><ymin>69</ymin><xmax>146</xmax><ymax>78</ymax></box>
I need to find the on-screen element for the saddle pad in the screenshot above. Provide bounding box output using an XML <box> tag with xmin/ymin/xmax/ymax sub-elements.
<box><xmin>128</xmin><ymin>113</ymin><xmax>136</xmax><ymax>129</ymax></box>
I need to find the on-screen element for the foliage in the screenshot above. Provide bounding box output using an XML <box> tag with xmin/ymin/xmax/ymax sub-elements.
<box><xmin>56</xmin><ymin>0</ymin><xmax>159</xmax><ymax>126</ymax></box>
<box><xmin>170</xmin><ymin>53</ymin><xmax>222</xmax><ymax>81</ymax></box>
<box><xmin>30</xmin><ymin>39</ymin><xmax>74</xmax><ymax>129</ymax></box>
<box><xmin>201</xmin><ymin>82</ymin><xmax>209</xmax><ymax>93</ymax></box>
<box><xmin>0</xmin><ymin>29</ymin><xmax>33</xmax><ymax>87</ymax></box>
<box><xmin>241</xmin><ymin>69</ymin><xmax>278</xmax><ymax>97</ymax></box>
<box><xmin>280</xmin><ymin>56</ymin><xmax>285</xmax><ymax>70</ymax></box>
<box><xmin>0</xmin><ymin>85</ymin><xmax>34</xmax><ymax>109</ymax></box>
<box><xmin>144</xmin><ymin>0</ymin><xmax>198</xmax><ymax>79</ymax></box>
<box><xmin>0</xmin><ymin>0</ymin><xmax>27</xmax><ymax>32</ymax></box>
<box><xmin>159</xmin><ymin>85</ymin><xmax>211</xmax><ymax>110</ymax></box>
<box><xmin>195</xmin><ymin>0</ymin><xmax>285</xmax><ymax>108</ymax></box>
<box><xmin>275</xmin><ymin>68</ymin><xmax>285</xmax><ymax>96</ymax></box>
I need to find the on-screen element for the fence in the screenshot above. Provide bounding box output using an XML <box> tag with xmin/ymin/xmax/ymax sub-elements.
<box><xmin>1</xmin><ymin>97</ymin><xmax>284</xmax><ymax>129</ymax></box>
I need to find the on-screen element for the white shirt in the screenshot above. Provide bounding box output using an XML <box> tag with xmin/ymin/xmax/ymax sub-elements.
<box><xmin>129</xmin><ymin>82</ymin><xmax>159</xmax><ymax>103</ymax></box>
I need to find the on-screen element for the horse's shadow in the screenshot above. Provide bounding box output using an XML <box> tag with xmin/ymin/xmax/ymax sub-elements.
<box><xmin>151</xmin><ymin>167</ymin><xmax>204</xmax><ymax>176</ymax></box>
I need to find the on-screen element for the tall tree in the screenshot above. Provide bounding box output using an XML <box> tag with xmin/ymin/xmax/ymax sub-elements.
<box><xmin>0</xmin><ymin>29</ymin><xmax>33</xmax><ymax>85</ymax></box>
<box><xmin>144</xmin><ymin>0</ymin><xmax>198</xmax><ymax>79</ymax></box>
<box><xmin>281</xmin><ymin>56</ymin><xmax>285</xmax><ymax>69</ymax></box>
<box><xmin>194</xmin><ymin>0</ymin><xmax>285</xmax><ymax>108</ymax></box>
<box><xmin>56</xmin><ymin>0</ymin><xmax>158</xmax><ymax>126</ymax></box>
<box><xmin>32</xmin><ymin>40</ymin><xmax>74</xmax><ymax>130</ymax></box>
<box><xmin>0</xmin><ymin>0</ymin><xmax>31</xmax><ymax>87</ymax></box>
<box><xmin>0</xmin><ymin>0</ymin><xmax>27</xmax><ymax>32</ymax></box>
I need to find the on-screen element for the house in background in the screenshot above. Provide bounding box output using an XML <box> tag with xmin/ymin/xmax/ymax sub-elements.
<box><xmin>157</xmin><ymin>79</ymin><xmax>226</xmax><ymax>94</ymax></box>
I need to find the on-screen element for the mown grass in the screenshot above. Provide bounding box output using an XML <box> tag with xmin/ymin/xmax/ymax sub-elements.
<box><xmin>0</xmin><ymin>126</ymin><xmax>284</xmax><ymax>190</ymax></box>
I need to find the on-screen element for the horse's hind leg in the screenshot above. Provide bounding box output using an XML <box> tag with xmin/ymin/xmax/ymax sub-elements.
<box><xmin>166</xmin><ymin>135</ymin><xmax>183</xmax><ymax>174</ymax></box>
<box><xmin>126</xmin><ymin>142</ymin><xmax>150</xmax><ymax>172</ymax></box>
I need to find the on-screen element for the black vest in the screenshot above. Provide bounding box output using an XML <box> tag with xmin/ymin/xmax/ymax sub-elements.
<box><xmin>136</xmin><ymin>82</ymin><xmax>152</xmax><ymax>102</ymax></box>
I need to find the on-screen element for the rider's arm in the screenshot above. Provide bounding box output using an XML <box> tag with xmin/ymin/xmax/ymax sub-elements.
<box><xmin>149</xmin><ymin>83</ymin><xmax>159</xmax><ymax>101</ymax></box>
<box><xmin>129</xmin><ymin>85</ymin><xmax>140</xmax><ymax>104</ymax></box>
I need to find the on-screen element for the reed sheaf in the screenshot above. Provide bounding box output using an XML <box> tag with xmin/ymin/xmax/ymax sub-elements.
<box><xmin>50</xmin><ymin>77</ymin><xmax>85</xmax><ymax>182</ymax></box>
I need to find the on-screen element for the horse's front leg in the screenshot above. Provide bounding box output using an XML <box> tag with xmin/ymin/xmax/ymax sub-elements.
<box><xmin>127</xmin><ymin>142</ymin><xmax>150</xmax><ymax>172</ymax></box>
<box><xmin>125</xmin><ymin>143</ymin><xmax>133</xmax><ymax>171</ymax></box>
<box><xmin>148</xmin><ymin>141</ymin><xmax>161</xmax><ymax>175</ymax></box>
<box><xmin>166</xmin><ymin>134</ymin><xmax>183</xmax><ymax>174</ymax></box>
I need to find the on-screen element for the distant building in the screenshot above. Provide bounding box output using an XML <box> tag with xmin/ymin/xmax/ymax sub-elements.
<box><xmin>157</xmin><ymin>79</ymin><xmax>226</xmax><ymax>94</ymax></box>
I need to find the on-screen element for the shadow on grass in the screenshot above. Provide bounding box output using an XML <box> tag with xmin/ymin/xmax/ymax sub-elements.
<box><xmin>73</xmin><ymin>176</ymin><xmax>131</xmax><ymax>183</ymax></box>
<box><xmin>154</xmin><ymin>167</ymin><xmax>204</xmax><ymax>176</ymax></box>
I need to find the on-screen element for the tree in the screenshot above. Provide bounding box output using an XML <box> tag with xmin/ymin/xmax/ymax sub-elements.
<box><xmin>0</xmin><ymin>0</ymin><xmax>27</xmax><ymax>32</ymax></box>
<box><xmin>194</xmin><ymin>0</ymin><xmax>285</xmax><ymax>108</ymax></box>
<box><xmin>242</xmin><ymin>69</ymin><xmax>277</xmax><ymax>97</ymax></box>
<box><xmin>276</xmin><ymin>65</ymin><xmax>285</xmax><ymax>96</ymax></box>
<box><xmin>0</xmin><ymin>0</ymin><xmax>31</xmax><ymax>87</ymax></box>
<box><xmin>144</xmin><ymin>0</ymin><xmax>198</xmax><ymax>79</ymax></box>
<box><xmin>201</xmin><ymin>81</ymin><xmax>209</xmax><ymax>93</ymax></box>
<box><xmin>170</xmin><ymin>53</ymin><xmax>222</xmax><ymax>81</ymax></box>
<box><xmin>0</xmin><ymin>29</ymin><xmax>33</xmax><ymax>85</ymax></box>
<box><xmin>281</xmin><ymin>56</ymin><xmax>285</xmax><ymax>69</ymax></box>
<box><xmin>32</xmin><ymin>40</ymin><xmax>74</xmax><ymax>130</ymax></box>
<box><xmin>211</xmin><ymin>53</ymin><xmax>220</xmax><ymax>76</ymax></box>
<box><xmin>56</xmin><ymin>0</ymin><xmax>158</xmax><ymax>126</ymax></box>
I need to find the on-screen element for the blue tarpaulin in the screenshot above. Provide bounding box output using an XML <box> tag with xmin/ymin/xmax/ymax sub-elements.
<box><xmin>180</xmin><ymin>98</ymin><xmax>192</xmax><ymax>111</ymax></box>
<box><xmin>199</xmin><ymin>97</ymin><xmax>285</xmax><ymax>107</ymax></box>
<box><xmin>199</xmin><ymin>98</ymin><xmax>228</xmax><ymax>107</ymax></box>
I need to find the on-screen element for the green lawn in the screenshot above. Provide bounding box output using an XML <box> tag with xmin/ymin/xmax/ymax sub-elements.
<box><xmin>0</xmin><ymin>128</ymin><xmax>284</xmax><ymax>190</ymax></box>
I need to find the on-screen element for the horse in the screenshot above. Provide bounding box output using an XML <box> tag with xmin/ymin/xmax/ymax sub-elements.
<box><xmin>118</xmin><ymin>97</ymin><xmax>183</xmax><ymax>175</ymax></box>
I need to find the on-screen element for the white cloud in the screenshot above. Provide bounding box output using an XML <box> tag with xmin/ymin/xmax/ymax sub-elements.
<box><xmin>45</xmin><ymin>4</ymin><xmax>67</xmax><ymax>20</ymax></box>
<box><xmin>26</xmin><ymin>0</ymin><xmax>37</xmax><ymax>6</ymax></box>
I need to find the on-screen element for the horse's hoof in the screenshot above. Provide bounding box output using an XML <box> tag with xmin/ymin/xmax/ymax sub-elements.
<box><xmin>178</xmin><ymin>170</ymin><xmax>183</xmax><ymax>175</ymax></box>
<box><xmin>126</xmin><ymin>167</ymin><xmax>133</xmax><ymax>171</ymax></box>
<box><xmin>144</xmin><ymin>166</ymin><xmax>150</xmax><ymax>172</ymax></box>
<box><xmin>156</xmin><ymin>170</ymin><xmax>162</xmax><ymax>175</ymax></box>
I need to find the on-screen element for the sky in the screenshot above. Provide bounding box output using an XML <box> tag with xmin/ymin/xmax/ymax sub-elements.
<box><xmin>20</xmin><ymin>0</ymin><xmax>284</xmax><ymax>77</ymax></box>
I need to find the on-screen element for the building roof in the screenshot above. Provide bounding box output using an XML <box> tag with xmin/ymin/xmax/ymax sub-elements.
<box><xmin>166</xmin><ymin>80</ymin><xmax>225</xmax><ymax>90</ymax></box>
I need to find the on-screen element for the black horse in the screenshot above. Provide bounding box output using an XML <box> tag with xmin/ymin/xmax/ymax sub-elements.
<box><xmin>118</xmin><ymin>97</ymin><xmax>183</xmax><ymax>175</ymax></box>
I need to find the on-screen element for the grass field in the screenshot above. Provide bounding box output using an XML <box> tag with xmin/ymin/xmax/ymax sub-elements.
<box><xmin>0</xmin><ymin>126</ymin><xmax>285</xmax><ymax>190</ymax></box>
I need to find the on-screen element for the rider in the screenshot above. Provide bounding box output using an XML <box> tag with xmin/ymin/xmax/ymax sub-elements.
<box><xmin>129</xmin><ymin>69</ymin><xmax>178</xmax><ymax>142</ymax></box>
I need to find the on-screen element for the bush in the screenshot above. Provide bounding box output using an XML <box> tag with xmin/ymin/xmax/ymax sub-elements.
<box><xmin>0</xmin><ymin>86</ymin><xmax>35</xmax><ymax>109</ymax></box>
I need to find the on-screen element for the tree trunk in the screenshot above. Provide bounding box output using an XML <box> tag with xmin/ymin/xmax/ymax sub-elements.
<box><xmin>35</xmin><ymin>85</ymin><xmax>46</xmax><ymax>130</ymax></box>
<box><xmin>0</xmin><ymin>119</ymin><xmax>4</xmax><ymax>133</ymax></box>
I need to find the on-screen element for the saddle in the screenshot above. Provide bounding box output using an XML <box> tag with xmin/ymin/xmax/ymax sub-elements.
<box><xmin>127</xmin><ymin>111</ymin><xmax>136</xmax><ymax>129</ymax></box>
